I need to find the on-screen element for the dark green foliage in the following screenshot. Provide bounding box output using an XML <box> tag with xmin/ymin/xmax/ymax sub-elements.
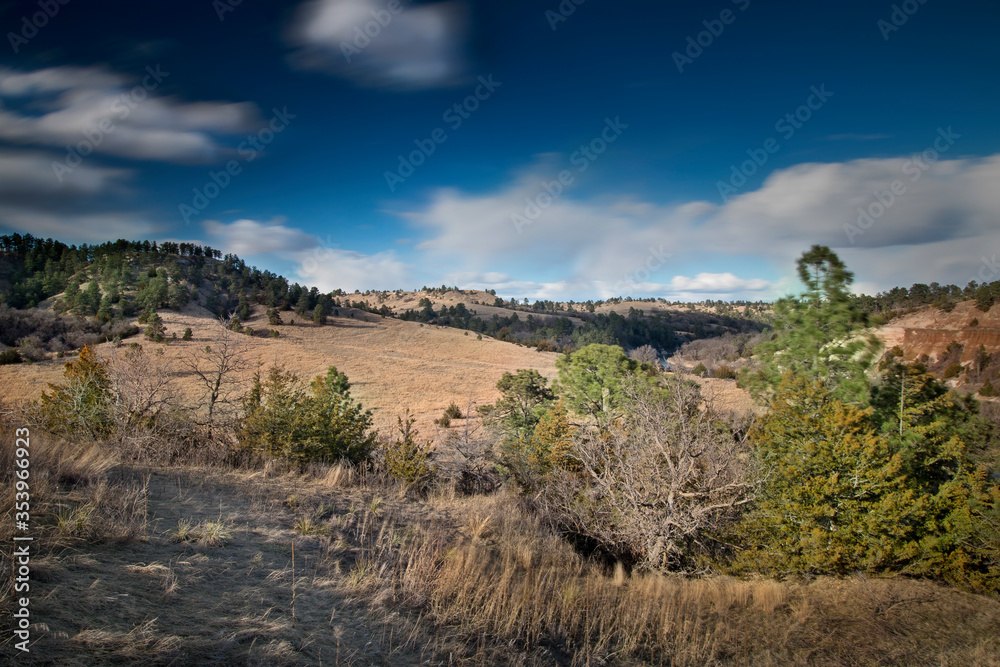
<box><xmin>0</xmin><ymin>348</ymin><xmax>22</xmax><ymax>365</ymax></box>
<box><xmin>236</xmin><ymin>294</ymin><xmax>252</xmax><ymax>321</ymax></box>
<box><xmin>80</xmin><ymin>281</ymin><xmax>101</xmax><ymax>315</ymax></box>
<box><xmin>944</xmin><ymin>364</ymin><xmax>964</xmax><ymax>379</ymax></box>
<box><xmin>144</xmin><ymin>312</ymin><xmax>165</xmax><ymax>342</ymax></box>
<box><xmin>743</xmin><ymin>246</ymin><xmax>880</xmax><ymax>405</ymax></box>
<box><xmin>95</xmin><ymin>297</ymin><xmax>113</xmax><ymax>324</ymax></box>
<box><xmin>312</xmin><ymin>296</ymin><xmax>328</xmax><ymax>325</ymax></box>
<box><xmin>480</xmin><ymin>369</ymin><xmax>554</xmax><ymax>441</ymax></box>
<box><xmin>266</xmin><ymin>308</ymin><xmax>282</xmax><ymax>326</ymax></box>
<box><xmin>239</xmin><ymin>366</ymin><xmax>376</xmax><ymax>465</ymax></box>
<box><xmin>982</xmin><ymin>379</ymin><xmax>996</xmax><ymax>397</ymax></box>
<box><xmin>975</xmin><ymin>283</ymin><xmax>997</xmax><ymax>312</ymax></box>
<box><xmin>182</xmin><ymin>327</ymin><xmax>193</xmax><ymax>341</ymax></box>
<box><xmin>554</xmin><ymin>344</ymin><xmax>652</xmax><ymax>428</ymax></box>
<box><xmin>732</xmin><ymin>372</ymin><xmax>1000</xmax><ymax>594</ymax></box>
<box><xmin>691</xmin><ymin>362</ymin><xmax>707</xmax><ymax>377</ymax></box>
<box><xmin>380</xmin><ymin>412</ymin><xmax>436</xmax><ymax>486</ymax></box>
<box><xmin>444</xmin><ymin>402</ymin><xmax>463</xmax><ymax>420</ymax></box>
<box><xmin>168</xmin><ymin>282</ymin><xmax>190</xmax><ymax>310</ymax></box>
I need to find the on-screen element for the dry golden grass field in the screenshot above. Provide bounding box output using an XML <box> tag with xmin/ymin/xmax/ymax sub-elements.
<box><xmin>0</xmin><ymin>302</ymin><xmax>561</xmax><ymax>438</ymax></box>
<box><xmin>0</xmin><ymin>300</ymin><xmax>759</xmax><ymax>442</ymax></box>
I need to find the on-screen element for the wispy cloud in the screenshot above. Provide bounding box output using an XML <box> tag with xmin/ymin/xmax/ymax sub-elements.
<box><xmin>0</xmin><ymin>148</ymin><xmax>163</xmax><ymax>242</ymax></box>
<box><xmin>286</xmin><ymin>0</ymin><xmax>471</xmax><ymax>90</ymax></box>
<box><xmin>0</xmin><ymin>65</ymin><xmax>260</xmax><ymax>163</ymax></box>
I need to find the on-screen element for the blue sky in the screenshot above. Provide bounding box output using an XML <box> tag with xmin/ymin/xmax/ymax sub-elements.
<box><xmin>1</xmin><ymin>0</ymin><xmax>998</xmax><ymax>301</ymax></box>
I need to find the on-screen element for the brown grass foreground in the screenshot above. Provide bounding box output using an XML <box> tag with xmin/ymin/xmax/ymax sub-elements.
<box><xmin>2</xmin><ymin>423</ymin><xmax>999</xmax><ymax>666</ymax></box>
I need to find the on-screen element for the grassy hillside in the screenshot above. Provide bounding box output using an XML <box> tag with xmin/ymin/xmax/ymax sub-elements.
<box><xmin>0</xmin><ymin>302</ymin><xmax>559</xmax><ymax>438</ymax></box>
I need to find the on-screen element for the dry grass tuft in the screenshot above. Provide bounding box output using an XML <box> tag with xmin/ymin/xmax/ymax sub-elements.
<box><xmin>72</xmin><ymin>619</ymin><xmax>182</xmax><ymax>662</ymax></box>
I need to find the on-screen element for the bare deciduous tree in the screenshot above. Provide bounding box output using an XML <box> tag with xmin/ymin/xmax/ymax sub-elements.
<box><xmin>182</xmin><ymin>316</ymin><xmax>253</xmax><ymax>434</ymax></box>
<box><xmin>541</xmin><ymin>374</ymin><xmax>757</xmax><ymax>572</ymax></box>
<box><xmin>628</xmin><ymin>344</ymin><xmax>660</xmax><ymax>365</ymax></box>
<box><xmin>105</xmin><ymin>345</ymin><xmax>179</xmax><ymax>459</ymax></box>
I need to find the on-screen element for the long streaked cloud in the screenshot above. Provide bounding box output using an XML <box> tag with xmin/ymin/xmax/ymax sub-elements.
<box><xmin>404</xmin><ymin>151</ymin><xmax>1000</xmax><ymax>299</ymax></box>
<box><xmin>0</xmin><ymin>148</ymin><xmax>164</xmax><ymax>242</ymax></box>
<box><xmin>0</xmin><ymin>65</ymin><xmax>261</xmax><ymax>163</ymax></box>
<box><xmin>287</xmin><ymin>0</ymin><xmax>471</xmax><ymax>90</ymax></box>
<box><xmin>0</xmin><ymin>149</ymin><xmax>130</xmax><ymax>199</ymax></box>
<box><xmin>0</xmin><ymin>205</ymin><xmax>163</xmax><ymax>242</ymax></box>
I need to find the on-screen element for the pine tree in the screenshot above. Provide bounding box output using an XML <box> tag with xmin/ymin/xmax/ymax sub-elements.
<box><xmin>743</xmin><ymin>246</ymin><xmax>880</xmax><ymax>405</ymax></box>
<box><xmin>554</xmin><ymin>344</ymin><xmax>651</xmax><ymax>428</ymax></box>
<box><xmin>534</xmin><ymin>400</ymin><xmax>575</xmax><ymax>471</ymax></box>
<box><xmin>39</xmin><ymin>345</ymin><xmax>112</xmax><ymax>438</ymax></box>
<box><xmin>733</xmin><ymin>372</ymin><xmax>1000</xmax><ymax>593</ymax></box>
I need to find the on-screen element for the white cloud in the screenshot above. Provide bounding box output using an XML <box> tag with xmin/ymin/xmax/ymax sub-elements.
<box><xmin>203</xmin><ymin>217</ymin><xmax>412</xmax><ymax>292</ymax></box>
<box><xmin>0</xmin><ymin>65</ymin><xmax>260</xmax><ymax>163</ymax></box>
<box><xmin>404</xmin><ymin>150</ymin><xmax>1000</xmax><ymax>298</ymax></box>
<box><xmin>296</xmin><ymin>246</ymin><xmax>411</xmax><ymax>292</ymax></box>
<box><xmin>287</xmin><ymin>0</ymin><xmax>471</xmax><ymax>90</ymax></box>
<box><xmin>666</xmin><ymin>273</ymin><xmax>771</xmax><ymax>293</ymax></box>
<box><xmin>204</xmin><ymin>218</ymin><xmax>316</xmax><ymax>257</ymax></box>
